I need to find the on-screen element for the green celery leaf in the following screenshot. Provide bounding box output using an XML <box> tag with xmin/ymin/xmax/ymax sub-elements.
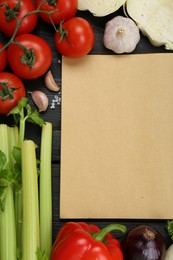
<box><xmin>27</xmin><ymin>110</ymin><xmax>45</xmax><ymax>126</ymax></box>
<box><xmin>0</xmin><ymin>148</ymin><xmax>21</xmax><ymax>187</ymax></box>
<box><xmin>0</xmin><ymin>151</ymin><xmax>14</xmax><ymax>182</ymax></box>
<box><xmin>8</xmin><ymin>97</ymin><xmax>29</xmax><ymax>122</ymax></box>
<box><xmin>12</xmin><ymin>146</ymin><xmax>22</xmax><ymax>187</ymax></box>
<box><xmin>13</xmin><ymin>164</ymin><xmax>22</xmax><ymax>188</ymax></box>
<box><xmin>8</xmin><ymin>106</ymin><xmax>20</xmax><ymax>115</ymax></box>
<box><xmin>0</xmin><ymin>150</ymin><xmax>7</xmax><ymax>171</ymax></box>
<box><xmin>8</xmin><ymin>107</ymin><xmax>20</xmax><ymax>124</ymax></box>
<box><xmin>18</xmin><ymin>97</ymin><xmax>28</xmax><ymax>110</ymax></box>
<box><xmin>0</xmin><ymin>167</ymin><xmax>14</xmax><ymax>181</ymax></box>
<box><xmin>12</xmin><ymin>146</ymin><xmax>21</xmax><ymax>165</ymax></box>
<box><xmin>26</xmin><ymin>103</ymin><xmax>32</xmax><ymax>115</ymax></box>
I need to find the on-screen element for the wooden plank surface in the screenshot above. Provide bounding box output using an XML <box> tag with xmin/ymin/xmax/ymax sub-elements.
<box><xmin>0</xmin><ymin>6</ymin><xmax>173</xmax><ymax>247</ymax></box>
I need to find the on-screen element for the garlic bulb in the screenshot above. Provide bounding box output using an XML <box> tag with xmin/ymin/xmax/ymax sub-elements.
<box><xmin>103</xmin><ymin>16</ymin><xmax>140</xmax><ymax>54</ymax></box>
<box><xmin>31</xmin><ymin>91</ymin><xmax>49</xmax><ymax>112</ymax></box>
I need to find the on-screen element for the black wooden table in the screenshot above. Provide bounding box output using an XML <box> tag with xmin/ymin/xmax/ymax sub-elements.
<box><xmin>0</xmin><ymin>6</ymin><xmax>173</xmax><ymax>248</ymax></box>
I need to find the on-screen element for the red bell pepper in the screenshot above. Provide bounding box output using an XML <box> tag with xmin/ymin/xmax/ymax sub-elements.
<box><xmin>51</xmin><ymin>222</ymin><xmax>127</xmax><ymax>260</ymax></box>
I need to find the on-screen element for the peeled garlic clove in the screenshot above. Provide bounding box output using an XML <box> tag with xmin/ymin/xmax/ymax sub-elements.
<box><xmin>44</xmin><ymin>70</ymin><xmax>60</xmax><ymax>92</ymax></box>
<box><xmin>31</xmin><ymin>91</ymin><xmax>49</xmax><ymax>112</ymax></box>
<box><xmin>103</xmin><ymin>16</ymin><xmax>140</xmax><ymax>54</ymax></box>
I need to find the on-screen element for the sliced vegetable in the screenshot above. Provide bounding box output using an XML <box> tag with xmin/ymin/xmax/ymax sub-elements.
<box><xmin>78</xmin><ymin>0</ymin><xmax>126</xmax><ymax>17</ymax></box>
<box><xmin>165</xmin><ymin>244</ymin><xmax>173</xmax><ymax>260</ymax></box>
<box><xmin>103</xmin><ymin>16</ymin><xmax>140</xmax><ymax>54</ymax></box>
<box><xmin>125</xmin><ymin>0</ymin><xmax>173</xmax><ymax>50</ymax></box>
<box><xmin>121</xmin><ymin>225</ymin><xmax>166</xmax><ymax>260</ymax></box>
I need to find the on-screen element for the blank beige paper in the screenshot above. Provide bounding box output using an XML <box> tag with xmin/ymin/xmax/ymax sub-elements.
<box><xmin>60</xmin><ymin>53</ymin><xmax>173</xmax><ymax>219</ymax></box>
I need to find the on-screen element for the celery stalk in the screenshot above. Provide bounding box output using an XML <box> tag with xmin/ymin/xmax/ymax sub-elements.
<box><xmin>14</xmin><ymin>188</ymin><xmax>23</xmax><ymax>257</ymax></box>
<box><xmin>40</xmin><ymin>122</ymin><xmax>52</xmax><ymax>257</ymax></box>
<box><xmin>7</xmin><ymin>125</ymin><xmax>23</xmax><ymax>258</ymax></box>
<box><xmin>8</xmin><ymin>126</ymin><xmax>22</xmax><ymax>253</ymax></box>
<box><xmin>0</xmin><ymin>124</ymin><xmax>17</xmax><ymax>260</ymax></box>
<box><xmin>8</xmin><ymin>126</ymin><xmax>22</xmax><ymax>257</ymax></box>
<box><xmin>0</xmin><ymin>184</ymin><xmax>16</xmax><ymax>260</ymax></box>
<box><xmin>8</xmin><ymin>126</ymin><xmax>21</xmax><ymax>257</ymax></box>
<box><xmin>22</xmin><ymin>140</ymin><xmax>40</xmax><ymax>260</ymax></box>
<box><xmin>8</xmin><ymin>126</ymin><xmax>19</xmax><ymax>157</ymax></box>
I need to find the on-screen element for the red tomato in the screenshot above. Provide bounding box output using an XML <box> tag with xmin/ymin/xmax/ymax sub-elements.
<box><xmin>0</xmin><ymin>0</ymin><xmax>37</xmax><ymax>37</ymax></box>
<box><xmin>54</xmin><ymin>17</ymin><xmax>95</xmax><ymax>58</ymax></box>
<box><xmin>0</xmin><ymin>72</ymin><xmax>26</xmax><ymax>114</ymax></box>
<box><xmin>7</xmin><ymin>34</ymin><xmax>52</xmax><ymax>79</ymax></box>
<box><xmin>35</xmin><ymin>0</ymin><xmax>77</xmax><ymax>25</ymax></box>
<box><xmin>0</xmin><ymin>43</ymin><xmax>7</xmax><ymax>72</ymax></box>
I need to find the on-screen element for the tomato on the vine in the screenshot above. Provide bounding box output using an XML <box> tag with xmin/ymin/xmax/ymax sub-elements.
<box><xmin>7</xmin><ymin>34</ymin><xmax>52</xmax><ymax>79</ymax></box>
<box><xmin>54</xmin><ymin>17</ymin><xmax>95</xmax><ymax>58</ymax></box>
<box><xmin>35</xmin><ymin>0</ymin><xmax>77</xmax><ymax>25</ymax></box>
<box><xmin>0</xmin><ymin>43</ymin><xmax>7</xmax><ymax>72</ymax></box>
<box><xmin>0</xmin><ymin>0</ymin><xmax>37</xmax><ymax>37</ymax></box>
<box><xmin>0</xmin><ymin>72</ymin><xmax>26</xmax><ymax>114</ymax></box>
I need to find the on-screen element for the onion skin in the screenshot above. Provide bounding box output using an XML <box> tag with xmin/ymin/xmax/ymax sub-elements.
<box><xmin>121</xmin><ymin>225</ymin><xmax>166</xmax><ymax>260</ymax></box>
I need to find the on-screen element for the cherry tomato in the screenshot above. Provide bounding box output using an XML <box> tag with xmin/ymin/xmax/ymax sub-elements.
<box><xmin>0</xmin><ymin>72</ymin><xmax>26</xmax><ymax>114</ymax></box>
<box><xmin>54</xmin><ymin>17</ymin><xmax>95</xmax><ymax>58</ymax></box>
<box><xmin>7</xmin><ymin>34</ymin><xmax>52</xmax><ymax>79</ymax></box>
<box><xmin>35</xmin><ymin>0</ymin><xmax>77</xmax><ymax>25</ymax></box>
<box><xmin>0</xmin><ymin>0</ymin><xmax>37</xmax><ymax>37</ymax></box>
<box><xmin>0</xmin><ymin>43</ymin><xmax>7</xmax><ymax>72</ymax></box>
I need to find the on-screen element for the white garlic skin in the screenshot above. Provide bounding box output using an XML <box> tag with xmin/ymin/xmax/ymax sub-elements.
<box><xmin>103</xmin><ymin>16</ymin><xmax>140</xmax><ymax>54</ymax></box>
<box><xmin>31</xmin><ymin>91</ymin><xmax>49</xmax><ymax>112</ymax></box>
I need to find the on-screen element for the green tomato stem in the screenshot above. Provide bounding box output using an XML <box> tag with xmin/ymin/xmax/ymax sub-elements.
<box><xmin>0</xmin><ymin>5</ymin><xmax>57</xmax><ymax>54</ymax></box>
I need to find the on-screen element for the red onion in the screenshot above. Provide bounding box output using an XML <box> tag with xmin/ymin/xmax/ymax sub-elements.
<box><xmin>121</xmin><ymin>225</ymin><xmax>166</xmax><ymax>260</ymax></box>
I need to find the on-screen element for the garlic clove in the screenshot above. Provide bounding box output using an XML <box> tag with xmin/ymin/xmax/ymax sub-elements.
<box><xmin>30</xmin><ymin>90</ymin><xmax>49</xmax><ymax>112</ymax></box>
<box><xmin>44</xmin><ymin>70</ymin><xmax>60</xmax><ymax>92</ymax></box>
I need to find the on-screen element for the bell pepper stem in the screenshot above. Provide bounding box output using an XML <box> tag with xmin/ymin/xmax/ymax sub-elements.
<box><xmin>93</xmin><ymin>224</ymin><xmax>127</xmax><ymax>242</ymax></box>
